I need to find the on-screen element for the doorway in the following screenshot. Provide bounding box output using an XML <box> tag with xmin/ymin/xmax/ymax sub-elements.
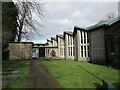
<box><xmin>39</xmin><ymin>48</ymin><xmax>45</xmax><ymax>57</ymax></box>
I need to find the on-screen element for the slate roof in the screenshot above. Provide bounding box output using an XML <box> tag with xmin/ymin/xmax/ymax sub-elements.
<box><xmin>56</xmin><ymin>35</ymin><xmax>64</xmax><ymax>38</ymax></box>
<box><xmin>75</xmin><ymin>16</ymin><xmax>120</xmax><ymax>31</ymax></box>
<box><xmin>64</xmin><ymin>31</ymin><xmax>73</xmax><ymax>35</ymax></box>
<box><xmin>47</xmin><ymin>39</ymin><xmax>52</xmax><ymax>42</ymax></box>
<box><xmin>51</xmin><ymin>37</ymin><xmax>57</xmax><ymax>41</ymax></box>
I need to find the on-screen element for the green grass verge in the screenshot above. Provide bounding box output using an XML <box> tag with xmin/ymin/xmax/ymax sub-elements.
<box><xmin>41</xmin><ymin>60</ymin><xmax>120</xmax><ymax>88</ymax></box>
<box><xmin>2</xmin><ymin>60</ymin><xmax>30</xmax><ymax>88</ymax></box>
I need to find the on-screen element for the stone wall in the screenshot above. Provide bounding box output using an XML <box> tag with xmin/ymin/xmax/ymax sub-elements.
<box><xmin>90</xmin><ymin>27</ymin><xmax>106</xmax><ymax>64</ymax></box>
<box><xmin>9</xmin><ymin>42</ymin><xmax>33</xmax><ymax>60</ymax></box>
<box><xmin>105</xmin><ymin>21</ymin><xmax>120</xmax><ymax>68</ymax></box>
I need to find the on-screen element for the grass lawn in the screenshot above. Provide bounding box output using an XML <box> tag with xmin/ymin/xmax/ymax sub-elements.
<box><xmin>2</xmin><ymin>60</ymin><xmax>30</xmax><ymax>88</ymax></box>
<box><xmin>41</xmin><ymin>60</ymin><xmax>120</xmax><ymax>88</ymax></box>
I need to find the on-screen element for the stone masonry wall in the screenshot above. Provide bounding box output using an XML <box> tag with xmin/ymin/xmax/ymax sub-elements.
<box><xmin>9</xmin><ymin>42</ymin><xmax>33</xmax><ymax>60</ymax></box>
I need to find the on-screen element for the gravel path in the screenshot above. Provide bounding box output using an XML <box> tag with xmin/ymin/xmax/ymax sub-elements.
<box><xmin>28</xmin><ymin>60</ymin><xmax>63</xmax><ymax>88</ymax></box>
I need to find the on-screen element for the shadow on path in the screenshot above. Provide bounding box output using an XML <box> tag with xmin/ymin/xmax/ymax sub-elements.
<box><xmin>28</xmin><ymin>60</ymin><xmax>63</xmax><ymax>88</ymax></box>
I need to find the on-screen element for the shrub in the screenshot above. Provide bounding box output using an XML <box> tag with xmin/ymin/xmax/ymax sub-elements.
<box><xmin>50</xmin><ymin>50</ymin><xmax>56</xmax><ymax>57</ymax></box>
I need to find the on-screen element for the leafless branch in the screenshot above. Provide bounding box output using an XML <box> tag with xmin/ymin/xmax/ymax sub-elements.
<box><xmin>15</xmin><ymin>0</ymin><xmax>44</xmax><ymax>42</ymax></box>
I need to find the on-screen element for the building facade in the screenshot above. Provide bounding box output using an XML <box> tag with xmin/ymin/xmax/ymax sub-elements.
<box><xmin>32</xmin><ymin>43</ymin><xmax>46</xmax><ymax>58</ymax></box>
<box><xmin>45</xmin><ymin>39</ymin><xmax>58</xmax><ymax>58</ymax></box>
<box><xmin>51</xmin><ymin>37</ymin><xmax>57</xmax><ymax>47</ymax></box>
<box><xmin>64</xmin><ymin>31</ymin><xmax>74</xmax><ymax>60</ymax></box>
<box><xmin>43</xmin><ymin>17</ymin><xmax>120</xmax><ymax>68</ymax></box>
<box><xmin>9</xmin><ymin>16</ymin><xmax>119</xmax><ymax>69</ymax></box>
<box><xmin>73</xmin><ymin>26</ymin><xmax>90</xmax><ymax>62</ymax></box>
<box><xmin>9</xmin><ymin>17</ymin><xmax>120</xmax><ymax>68</ymax></box>
<box><xmin>45</xmin><ymin>39</ymin><xmax>53</xmax><ymax>57</ymax></box>
<box><xmin>56</xmin><ymin>35</ymin><xmax>65</xmax><ymax>59</ymax></box>
<box><xmin>89</xmin><ymin>17</ymin><xmax>120</xmax><ymax>66</ymax></box>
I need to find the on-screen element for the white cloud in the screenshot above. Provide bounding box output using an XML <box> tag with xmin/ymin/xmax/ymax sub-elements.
<box><xmin>72</xmin><ymin>10</ymin><xmax>81</xmax><ymax>17</ymax></box>
<box><xmin>18</xmin><ymin>2</ymin><xmax>118</xmax><ymax>43</ymax></box>
<box><xmin>45</xmin><ymin>2</ymin><xmax>72</xmax><ymax>14</ymax></box>
<box><xmin>46</xmin><ymin>18</ymin><xmax>73</xmax><ymax>26</ymax></box>
<box><xmin>57</xmin><ymin>19</ymin><xmax>73</xmax><ymax>26</ymax></box>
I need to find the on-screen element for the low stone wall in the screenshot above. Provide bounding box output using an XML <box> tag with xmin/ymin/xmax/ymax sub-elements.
<box><xmin>8</xmin><ymin>42</ymin><xmax>33</xmax><ymax>60</ymax></box>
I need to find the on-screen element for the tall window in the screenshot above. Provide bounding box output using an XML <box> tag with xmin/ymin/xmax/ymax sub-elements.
<box><xmin>73</xmin><ymin>38</ymin><xmax>74</xmax><ymax>45</ymax></box>
<box><xmin>70</xmin><ymin>36</ymin><xmax>72</xmax><ymax>45</ymax></box>
<box><xmin>48</xmin><ymin>49</ymin><xmax>49</xmax><ymax>55</ymax></box>
<box><xmin>68</xmin><ymin>47</ymin><xmax>70</xmax><ymax>56</ymax></box>
<box><xmin>61</xmin><ymin>48</ymin><xmax>63</xmax><ymax>55</ymax></box>
<box><xmin>46</xmin><ymin>49</ymin><xmax>47</xmax><ymax>54</ymax></box>
<box><xmin>84</xmin><ymin>32</ymin><xmax>86</xmax><ymax>43</ymax></box>
<box><xmin>71</xmin><ymin>47</ymin><xmax>72</xmax><ymax>56</ymax></box>
<box><xmin>68</xmin><ymin>36</ymin><xmax>70</xmax><ymax>45</ymax></box>
<box><xmin>60</xmin><ymin>48</ymin><xmax>61</xmax><ymax>55</ymax></box>
<box><xmin>81</xmin><ymin>31</ymin><xmax>83</xmax><ymax>43</ymax></box>
<box><xmin>73</xmin><ymin>47</ymin><xmax>75</xmax><ymax>56</ymax></box>
<box><xmin>84</xmin><ymin>46</ymin><xmax>86</xmax><ymax>57</ymax></box>
<box><xmin>60</xmin><ymin>48</ymin><xmax>63</xmax><ymax>56</ymax></box>
<box><xmin>62</xmin><ymin>48</ymin><xmax>63</xmax><ymax>56</ymax></box>
<box><xmin>87</xmin><ymin>32</ymin><xmax>89</xmax><ymax>43</ymax></box>
<box><xmin>81</xmin><ymin>46</ymin><xmax>83</xmax><ymax>57</ymax></box>
<box><xmin>60</xmin><ymin>39</ymin><xmax>64</xmax><ymax>46</ymax></box>
<box><xmin>88</xmin><ymin>46</ymin><xmax>90</xmax><ymax>57</ymax></box>
<box><xmin>63</xmin><ymin>48</ymin><xmax>65</xmax><ymax>55</ymax></box>
<box><xmin>62</xmin><ymin>48</ymin><xmax>64</xmax><ymax>56</ymax></box>
<box><xmin>60</xmin><ymin>39</ymin><xmax>61</xmax><ymax>46</ymax></box>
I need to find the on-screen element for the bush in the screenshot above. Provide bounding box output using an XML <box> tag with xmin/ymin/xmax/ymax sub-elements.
<box><xmin>50</xmin><ymin>50</ymin><xmax>56</xmax><ymax>57</ymax></box>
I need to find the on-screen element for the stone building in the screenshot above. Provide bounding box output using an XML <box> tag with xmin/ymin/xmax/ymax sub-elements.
<box><xmin>73</xmin><ymin>26</ymin><xmax>90</xmax><ymax>62</ymax></box>
<box><xmin>56</xmin><ymin>35</ymin><xmax>65</xmax><ymax>59</ymax></box>
<box><xmin>45</xmin><ymin>39</ymin><xmax>58</xmax><ymax>58</ymax></box>
<box><xmin>51</xmin><ymin>37</ymin><xmax>57</xmax><ymax>47</ymax></box>
<box><xmin>73</xmin><ymin>17</ymin><xmax>120</xmax><ymax>66</ymax></box>
<box><xmin>44</xmin><ymin>17</ymin><xmax>120</xmax><ymax>68</ymax></box>
<box><xmin>89</xmin><ymin>17</ymin><xmax>120</xmax><ymax>66</ymax></box>
<box><xmin>8</xmin><ymin>16</ymin><xmax>120</xmax><ymax>68</ymax></box>
<box><xmin>32</xmin><ymin>43</ymin><xmax>46</xmax><ymax>58</ymax></box>
<box><xmin>45</xmin><ymin>39</ymin><xmax>52</xmax><ymax>57</ymax></box>
<box><xmin>64</xmin><ymin>31</ymin><xmax>74</xmax><ymax>60</ymax></box>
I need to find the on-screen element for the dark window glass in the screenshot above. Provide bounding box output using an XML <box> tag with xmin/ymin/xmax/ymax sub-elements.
<box><xmin>68</xmin><ymin>47</ymin><xmax>70</xmax><ymax>56</ymax></box>
<box><xmin>81</xmin><ymin>46</ymin><xmax>83</xmax><ymax>50</ymax></box>
<box><xmin>87</xmin><ymin>38</ymin><xmax>89</xmax><ymax>43</ymax></box>
<box><xmin>84</xmin><ymin>46</ymin><xmax>86</xmax><ymax>57</ymax></box>
<box><xmin>87</xmin><ymin>32</ymin><xmax>89</xmax><ymax>43</ymax></box>
<box><xmin>71</xmin><ymin>47</ymin><xmax>72</xmax><ymax>56</ymax></box>
<box><xmin>68</xmin><ymin>36</ymin><xmax>70</xmax><ymax>45</ymax></box>
<box><xmin>84</xmin><ymin>38</ymin><xmax>86</xmax><ymax>43</ymax></box>
<box><xmin>88</xmin><ymin>46</ymin><xmax>90</xmax><ymax>57</ymax></box>
<box><xmin>84</xmin><ymin>32</ymin><xmax>86</xmax><ymax>43</ymax></box>
<box><xmin>84</xmin><ymin>32</ymin><xmax>86</xmax><ymax>38</ymax></box>
<box><xmin>81</xmin><ymin>46</ymin><xmax>83</xmax><ymax>57</ymax></box>
<box><xmin>88</xmin><ymin>46</ymin><xmax>89</xmax><ymax>51</ymax></box>
<box><xmin>88</xmin><ymin>51</ymin><xmax>90</xmax><ymax>57</ymax></box>
<box><xmin>73</xmin><ymin>47</ymin><xmax>75</xmax><ymax>56</ymax></box>
<box><xmin>81</xmin><ymin>31</ymin><xmax>83</xmax><ymax>43</ymax></box>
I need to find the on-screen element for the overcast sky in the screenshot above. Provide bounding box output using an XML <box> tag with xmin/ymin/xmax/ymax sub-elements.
<box><xmin>21</xmin><ymin>1</ymin><xmax>118</xmax><ymax>43</ymax></box>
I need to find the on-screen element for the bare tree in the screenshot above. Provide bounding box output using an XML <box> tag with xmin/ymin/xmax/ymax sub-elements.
<box><xmin>15</xmin><ymin>0</ymin><xmax>44</xmax><ymax>42</ymax></box>
<box><xmin>98</xmin><ymin>12</ymin><xmax>117</xmax><ymax>23</ymax></box>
